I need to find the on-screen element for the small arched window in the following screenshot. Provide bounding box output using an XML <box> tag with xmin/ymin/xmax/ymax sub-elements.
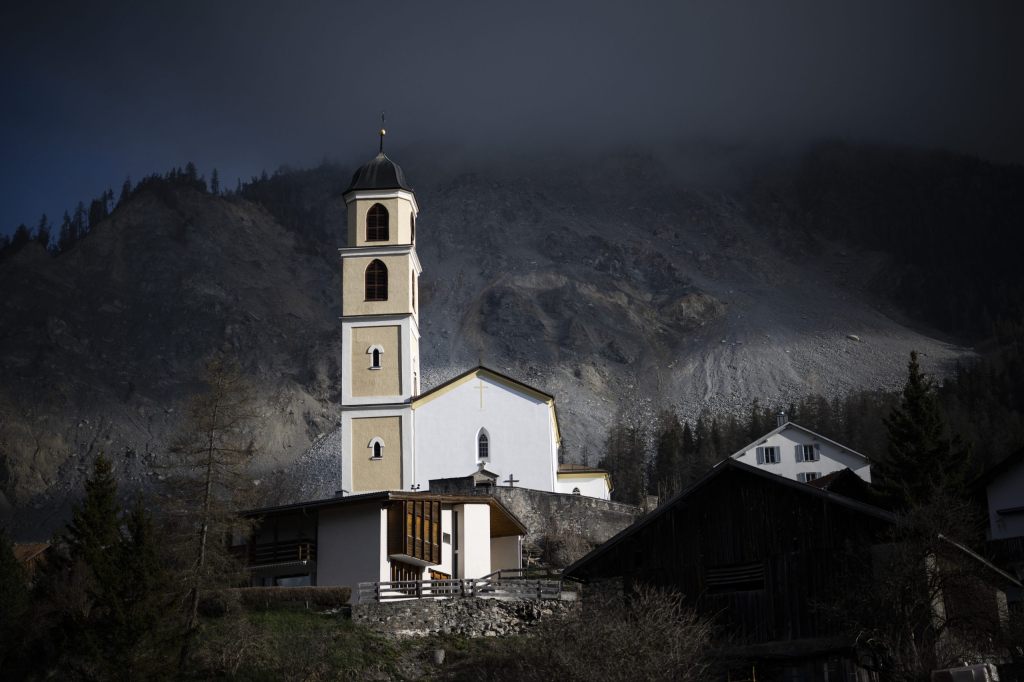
<box><xmin>365</xmin><ymin>260</ymin><xmax>388</xmax><ymax>301</ymax></box>
<box><xmin>369</xmin><ymin>437</ymin><xmax>385</xmax><ymax>459</ymax></box>
<box><xmin>572</xmin><ymin>487</ymin><xmax>581</xmax><ymax>495</ymax></box>
<box><xmin>477</xmin><ymin>431</ymin><xmax>489</xmax><ymax>460</ymax></box>
<box><xmin>366</xmin><ymin>204</ymin><xmax>389</xmax><ymax>241</ymax></box>
<box><xmin>410</xmin><ymin>214</ymin><xmax>416</xmax><ymax>242</ymax></box>
<box><xmin>367</xmin><ymin>345</ymin><xmax>383</xmax><ymax>369</ymax></box>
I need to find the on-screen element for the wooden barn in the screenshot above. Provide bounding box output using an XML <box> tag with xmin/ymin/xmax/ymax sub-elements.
<box><xmin>565</xmin><ymin>459</ymin><xmax>896</xmax><ymax>680</ymax></box>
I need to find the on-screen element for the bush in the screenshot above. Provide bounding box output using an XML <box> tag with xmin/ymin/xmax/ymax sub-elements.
<box><xmin>452</xmin><ymin>583</ymin><xmax>714</xmax><ymax>681</ymax></box>
<box><xmin>203</xmin><ymin>586</ymin><xmax>352</xmax><ymax>614</ymax></box>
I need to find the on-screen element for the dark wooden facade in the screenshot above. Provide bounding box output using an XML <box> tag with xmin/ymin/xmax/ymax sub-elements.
<box><xmin>387</xmin><ymin>498</ymin><xmax>442</xmax><ymax>565</ymax></box>
<box><xmin>566</xmin><ymin>460</ymin><xmax>895</xmax><ymax>647</ymax></box>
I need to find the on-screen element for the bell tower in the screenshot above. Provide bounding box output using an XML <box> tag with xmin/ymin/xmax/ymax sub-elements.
<box><xmin>338</xmin><ymin>128</ymin><xmax>421</xmax><ymax>493</ymax></box>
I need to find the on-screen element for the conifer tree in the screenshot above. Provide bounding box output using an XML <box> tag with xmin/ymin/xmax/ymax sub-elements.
<box><xmin>653</xmin><ymin>411</ymin><xmax>683</xmax><ymax>499</ymax></box>
<box><xmin>879</xmin><ymin>351</ymin><xmax>971</xmax><ymax>508</ymax></box>
<box><xmin>210</xmin><ymin>168</ymin><xmax>220</xmax><ymax>195</ymax></box>
<box><xmin>10</xmin><ymin>223</ymin><xmax>31</xmax><ymax>249</ymax></box>
<box><xmin>119</xmin><ymin>177</ymin><xmax>132</xmax><ymax>205</ymax></box>
<box><xmin>599</xmin><ymin>418</ymin><xmax>646</xmax><ymax>505</ymax></box>
<box><xmin>35</xmin><ymin>214</ymin><xmax>51</xmax><ymax>249</ymax></box>
<box><xmin>65</xmin><ymin>453</ymin><xmax>120</xmax><ymax>573</ymax></box>
<box><xmin>0</xmin><ymin>526</ymin><xmax>29</xmax><ymax>666</ymax></box>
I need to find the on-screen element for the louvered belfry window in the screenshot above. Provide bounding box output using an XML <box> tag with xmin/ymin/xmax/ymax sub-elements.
<box><xmin>366</xmin><ymin>203</ymin><xmax>389</xmax><ymax>241</ymax></box>
<box><xmin>365</xmin><ymin>259</ymin><xmax>388</xmax><ymax>301</ymax></box>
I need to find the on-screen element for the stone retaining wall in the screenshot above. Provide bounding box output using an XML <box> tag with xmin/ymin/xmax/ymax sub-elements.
<box><xmin>352</xmin><ymin>597</ymin><xmax>577</xmax><ymax>638</ymax></box>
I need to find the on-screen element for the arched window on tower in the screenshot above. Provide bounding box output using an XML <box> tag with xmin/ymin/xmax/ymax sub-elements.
<box><xmin>367</xmin><ymin>345</ymin><xmax>383</xmax><ymax>369</ymax></box>
<box><xmin>410</xmin><ymin>214</ymin><xmax>415</xmax><ymax>243</ymax></box>
<box><xmin>365</xmin><ymin>260</ymin><xmax>388</xmax><ymax>301</ymax></box>
<box><xmin>477</xmin><ymin>430</ymin><xmax>489</xmax><ymax>460</ymax></box>
<box><xmin>368</xmin><ymin>437</ymin><xmax>385</xmax><ymax>460</ymax></box>
<box><xmin>366</xmin><ymin>204</ymin><xmax>389</xmax><ymax>241</ymax></box>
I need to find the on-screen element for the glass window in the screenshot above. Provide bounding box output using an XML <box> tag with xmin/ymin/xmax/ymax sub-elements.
<box><xmin>366</xmin><ymin>204</ymin><xmax>389</xmax><ymax>241</ymax></box>
<box><xmin>365</xmin><ymin>260</ymin><xmax>388</xmax><ymax>301</ymax></box>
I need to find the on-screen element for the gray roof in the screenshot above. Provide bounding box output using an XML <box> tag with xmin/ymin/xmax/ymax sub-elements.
<box><xmin>344</xmin><ymin>153</ymin><xmax>412</xmax><ymax>193</ymax></box>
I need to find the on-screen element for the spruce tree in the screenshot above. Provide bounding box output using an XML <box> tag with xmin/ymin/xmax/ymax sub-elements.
<box><xmin>210</xmin><ymin>168</ymin><xmax>220</xmax><ymax>195</ymax></box>
<box><xmin>880</xmin><ymin>351</ymin><xmax>971</xmax><ymax>508</ymax></box>
<box><xmin>119</xmin><ymin>177</ymin><xmax>132</xmax><ymax>205</ymax></box>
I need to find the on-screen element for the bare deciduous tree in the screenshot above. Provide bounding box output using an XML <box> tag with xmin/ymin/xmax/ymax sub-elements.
<box><xmin>162</xmin><ymin>355</ymin><xmax>259</xmax><ymax>669</ymax></box>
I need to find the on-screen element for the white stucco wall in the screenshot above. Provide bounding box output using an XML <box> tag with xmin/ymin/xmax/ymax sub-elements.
<box><xmin>490</xmin><ymin>535</ymin><xmax>522</xmax><ymax>573</ymax></box>
<box><xmin>732</xmin><ymin>424</ymin><xmax>872</xmax><ymax>482</ymax></box>
<box><xmin>556</xmin><ymin>475</ymin><xmax>610</xmax><ymax>499</ymax></box>
<box><xmin>413</xmin><ymin>375</ymin><xmax>558</xmax><ymax>493</ymax></box>
<box><xmin>316</xmin><ymin>502</ymin><xmax>383</xmax><ymax>598</ymax></box>
<box><xmin>458</xmin><ymin>503</ymin><xmax>492</xmax><ymax>579</ymax></box>
<box><xmin>437</xmin><ymin>507</ymin><xmax>454</xmax><ymax>577</ymax></box>
<box><xmin>987</xmin><ymin>459</ymin><xmax>1024</xmax><ymax>541</ymax></box>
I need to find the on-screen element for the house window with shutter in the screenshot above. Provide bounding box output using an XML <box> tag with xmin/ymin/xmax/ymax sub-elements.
<box><xmin>756</xmin><ymin>446</ymin><xmax>780</xmax><ymax>464</ymax></box>
<box><xmin>796</xmin><ymin>444</ymin><xmax>820</xmax><ymax>462</ymax></box>
<box><xmin>797</xmin><ymin>472</ymin><xmax>821</xmax><ymax>483</ymax></box>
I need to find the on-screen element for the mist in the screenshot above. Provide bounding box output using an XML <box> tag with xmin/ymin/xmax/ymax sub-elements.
<box><xmin>2</xmin><ymin>0</ymin><xmax>1022</xmax><ymax>233</ymax></box>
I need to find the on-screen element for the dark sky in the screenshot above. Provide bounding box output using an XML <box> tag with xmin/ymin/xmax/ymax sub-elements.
<box><xmin>2</xmin><ymin>0</ymin><xmax>1022</xmax><ymax>235</ymax></box>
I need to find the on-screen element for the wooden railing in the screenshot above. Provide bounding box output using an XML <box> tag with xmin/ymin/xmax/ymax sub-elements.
<box><xmin>247</xmin><ymin>539</ymin><xmax>317</xmax><ymax>566</ymax></box>
<box><xmin>358</xmin><ymin>577</ymin><xmax>562</xmax><ymax>603</ymax></box>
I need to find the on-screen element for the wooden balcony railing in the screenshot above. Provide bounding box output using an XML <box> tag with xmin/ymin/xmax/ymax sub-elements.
<box><xmin>245</xmin><ymin>539</ymin><xmax>317</xmax><ymax>567</ymax></box>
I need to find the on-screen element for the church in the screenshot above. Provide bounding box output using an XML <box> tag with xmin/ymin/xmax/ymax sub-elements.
<box><xmin>336</xmin><ymin>141</ymin><xmax>610</xmax><ymax>500</ymax></box>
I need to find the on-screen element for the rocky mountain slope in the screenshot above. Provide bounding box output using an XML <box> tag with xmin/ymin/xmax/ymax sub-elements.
<box><xmin>0</xmin><ymin>145</ymin><xmax>967</xmax><ymax>537</ymax></box>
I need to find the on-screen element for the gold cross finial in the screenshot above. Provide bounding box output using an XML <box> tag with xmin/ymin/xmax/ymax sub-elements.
<box><xmin>379</xmin><ymin>111</ymin><xmax>386</xmax><ymax>154</ymax></box>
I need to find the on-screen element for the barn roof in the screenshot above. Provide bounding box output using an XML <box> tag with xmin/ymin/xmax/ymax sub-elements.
<box><xmin>564</xmin><ymin>458</ymin><xmax>895</xmax><ymax>580</ymax></box>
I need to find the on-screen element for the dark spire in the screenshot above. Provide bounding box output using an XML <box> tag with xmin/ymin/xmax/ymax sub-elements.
<box><xmin>379</xmin><ymin>111</ymin><xmax>386</xmax><ymax>154</ymax></box>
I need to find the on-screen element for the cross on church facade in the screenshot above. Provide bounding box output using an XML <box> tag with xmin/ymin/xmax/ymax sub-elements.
<box><xmin>504</xmin><ymin>473</ymin><xmax>520</xmax><ymax>487</ymax></box>
<box><xmin>475</xmin><ymin>379</ymin><xmax>487</xmax><ymax>409</ymax></box>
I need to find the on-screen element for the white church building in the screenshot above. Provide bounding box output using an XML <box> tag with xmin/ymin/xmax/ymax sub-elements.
<box><xmin>336</xmin><ymin>146</ymin><xmax>610</xmax><ymax>500</ymax></box>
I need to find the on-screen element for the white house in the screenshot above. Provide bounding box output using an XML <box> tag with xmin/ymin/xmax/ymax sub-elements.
<box><xmin>240</xmin><ymin>491</ymin><xmax>527</xmax><ymax>602</ymax></box>
<box><xmin>730</xmin><ymin>416</ymin><xmax>872</xmax><ymax>483</ymax></box>
<box><xmin>335</xmin><ymin>147</ymin><xmax>609</xmax><ymax>499</ymax></box>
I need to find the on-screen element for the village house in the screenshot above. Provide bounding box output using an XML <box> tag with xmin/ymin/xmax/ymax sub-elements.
<box><xmin>238</xmin><ymin>491</ymin><xmax>526</xmax><ymax>602</ymax></box>
<box><xmin>976</xmin><ymin>447</ymin><xmax>1024</xmax><ymax>612</ymax></box>
<box><xmin>730</xmin><ymin>413</ymin><xmax>872</xmax><ymax>483</ymax></box>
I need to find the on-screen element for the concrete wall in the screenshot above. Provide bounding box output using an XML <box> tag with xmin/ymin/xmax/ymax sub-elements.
<box><xmin>414</xmin><ymin>375</ymin><xmax>558</xmax><ymax>493</ymax></box>
<box><xmin>341</xmin><ymin>316</ymin><xmax>419</xmax><ymax>405</ymax></box>
<box><xmin>490</xmin><ymin>535</ymin><xmax>522</xmax><ymax>573</ymax></box>
<box><xmin>341</xmin><ymin>252</ymin><xmax>415</xmax><ymax>317</ymax></box>
<box><xmin>555</xmin><ymin>474</ymin><xmax>610</xmax><ymax>499</ymax></box>
<box><xmin>316</xmin><ymin>502</ymin><xmax>383</xmax><ymax>593</ymax></box>
<box><xmin>987</xmin><ymin>459</ymin><xmax>1024</xmax><ymax>541</ymax></box>
<box><xmin>350</xmin><ymin>325</ymin><xmax>401</xmax><ymax>397</ymax></box>
<box><xmin>350</xmin><ymin>416</ymin><xmax>403</xmax><ymax>491</ymax></box>
<box><xmin>459</xmin><ymin>503</ymin><xmax>492</xmax><ymax>579</ymax></box>
<box><xmin>733</xmin><ymin>424</ymin><xmax>872</xmax><ymax>482</ymax></box>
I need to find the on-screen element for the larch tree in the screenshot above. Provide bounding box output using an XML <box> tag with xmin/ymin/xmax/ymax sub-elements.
<box><xmin>165</xmin><ymin>355</ymin><xmax>258</xmax><ymax>668</ymax></box>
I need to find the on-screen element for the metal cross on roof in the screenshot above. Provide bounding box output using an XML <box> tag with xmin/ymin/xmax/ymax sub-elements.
<box><xmin>379</xmin><ymin>111</ymin><xmax>386</xmax><ymax>154</ymax></box>
<box><xmin>504</xmin><ymin>473</ymin><xmax>520</xmax><ymax>487</ymax></box>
